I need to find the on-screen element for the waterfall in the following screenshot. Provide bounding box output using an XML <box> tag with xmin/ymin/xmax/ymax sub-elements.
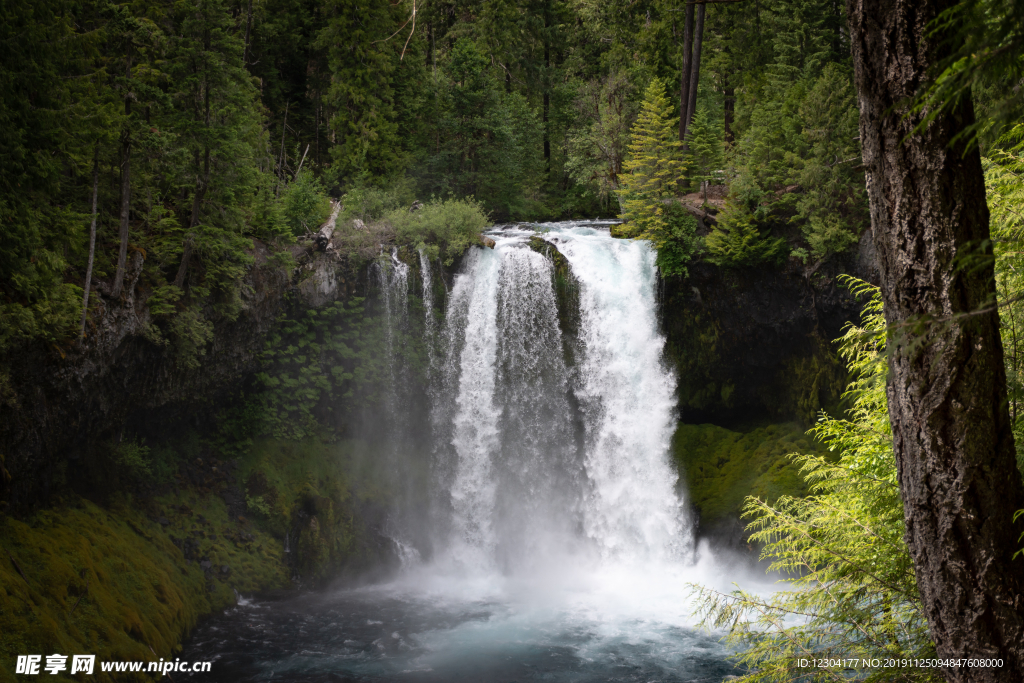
<box><xmin>181</xmin><ymin>223</ymin><xmax>750</xmax><ymax>682</ymax></box>
<box><xmin>443</xmin><ymin>247</ymin><xmax>502</xmax><ymax>569</ymax></box>
<box><xmin>371</xmin><ymin>248</ymin><xmax>419</xmax><ymax>552</ymax></box>
<box><xmin>371</xmin><ymin>247</ymin><xmax>411</xmax><ymax>428</ymax></box>
<box><xmin>418</xmin><ymin>247</ymin><xmax>435</xmax><ymax>338</ymax></box>
<box><xmin>374</xmin><ymin>247</ymin><xmax>410</xmax><ymax>358</ymax></box>
<box><xmin>432</xmin><ymin>223</ymin><xmax>687</xmax><ymax>574</ymax></box>
<box><xmin>548</xmin><ymin>229</ymin><xmax>687</xmax><ymax>561</ymax></box>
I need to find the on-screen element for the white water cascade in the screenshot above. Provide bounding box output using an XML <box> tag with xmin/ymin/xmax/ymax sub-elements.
<box><xmin>433</xmin><ymin>222</ymin><xmax>688</xmax><ymax>576</ymax></box>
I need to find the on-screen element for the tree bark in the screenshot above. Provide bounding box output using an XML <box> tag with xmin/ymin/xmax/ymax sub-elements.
<box><xmin>847</xmin><ymin>1</ymin><xmax>1024</xmax><ymax>679</ymax></box>
<box><xmin>111</xmin><ymin>42</ymin><xmax>133</xmax><ymax>300</ymax></box>
<box><xmin>543</xmin><ymin>0</ymin><xmax>551</xmax><ymax>170</ymax></box>
<box><xmin>683</xmin><ymin>3</ymin><xmax>706</xmax><ymax>146</ymax></box>
<box><xmin>79</xmin><ymin>152</ymin><xmax>99</xmax><ymax>339</ymax></box>
<box><xmin>243</xmin><ymin>0</ymin><xmax>253</xmax><ymax>65</ymax></box>
<box><xmin>679</xmin><ymin>4</ymin><xmax>695</xmax><ymax>142</ymax></box>
<box><xmin>723</xmin><ymin>82</ymin><xmax>735</xmax><ymax>144</ymax></box>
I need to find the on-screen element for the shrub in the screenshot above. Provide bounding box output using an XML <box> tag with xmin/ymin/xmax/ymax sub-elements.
<box><xmin>113</xmin><ymin>439</ymin><xmax>153</xmax><ymax>480</ymax></box>
<box><xmin>385</xmin><ymin>198</ymin><xmax>490</xmax><ymax>265</ymax></box>
<box><xmin>282</xmin><ymin>172</ymin><xmax>332</xmax><ymax>237</ymax></box>
<box><xmin>705</xmin><ymin>203</ymin><xmax>787</xmax><ymax>268</ymax></box>
<box><xmin>654</xmin><ymin>202</ymin><xmax>701</xmax><ymax>278</ymax></box>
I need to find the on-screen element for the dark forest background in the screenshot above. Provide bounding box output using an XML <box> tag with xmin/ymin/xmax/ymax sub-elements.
<box><xmin>1</xmin><ymin>0</ymin><xmax>878</xmax><ymax>354</ymax></box>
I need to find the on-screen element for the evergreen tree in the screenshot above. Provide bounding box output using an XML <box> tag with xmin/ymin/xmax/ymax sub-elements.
<box><xmin>687</xmin><ymin>106</ymin><xmax>722</xmax><ymax>201</ymax></box>
<box><xmin>616</xmin><ymin>78</ymin><xmax>684</xmax><ymax>243</ymax></box>
<box><xmin>317</xmin><ymin>0</ymin><xmax>408</xmax><ymax>181</ymax></box>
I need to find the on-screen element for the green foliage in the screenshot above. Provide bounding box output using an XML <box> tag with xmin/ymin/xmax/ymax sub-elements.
<box><xmin>687</xmin><ymin>106</ymin><xmax>724</xmax><ymax>197</ymax></box>
<box><xmin>916</xmin><ymin>0</ymin><xmax>1024</xmax><ymax>148</ymax></box>
<box><xmin>167</xmin><ymin>307</ymin><xmax>215</xmax><ymax>370</ymax></box>
<box><xmin>113</xmin><ymin>439</ymin><xmax>154</xmax><ymax>480</ymax></box>
<box><xmin>705</xmin><ymin>201</ymin><xmax>787</xmax><ymax>268</ymax></box>
<box><xmin>0</xmin><ymin>0</ymin><xmax>881</xmax><ymax>356</ymax></box>
<box><xmin>564</xmin><ymin>69</ymin><xmax>640</xmax><ymax>208</ymax></box>
<box><xmin>616</xmin><ymin>78</ymin><xmax>685</xmax><ymax>243</ymax></box>
<box><xmin>316</xmin><ymin>0</ymin><xmax>408</xmax><ymax>180</ymax></box>
<box><xmin>283</xmin><ymin>172</ymin><xmax>332</xmax><ymax>237</ymax></box>
<box><xmin>672</xmin><ymin>422</ymin><xmax>823</xmax><ymax>528</ymax></box>
<box><xmin>340</xmin><ymin>181</ymin><xmax>416</xmax><ymax>222</ymax></box>
<box><xmin>245</xmin><ymin>494</ymin><xmax>272</xmax><ymax>517</ymax></box>
<box><xmin>793</xmin><ymin>64</ymin><xmax>866</xmax><ymax>259</ymax></box>
<box><xmin>728</xmin><ymin>34</ymin><xmax>865</xmax><ymax>261</ymax></box>
<box><xmin>653</xmin><ymin>203</ymin><xmax>701</xmax><ymax>278</ymax></box>
<box><xmin>255</xmin><ymin>297</ymin><xmax>384</xmax><ymax>440</ymax></box>
<box><xmin>985</xmin><ymin>125</ymin><xmax>1024</xmax><ymax>474</ymax></box>
<box><xmin>690</xmin><ymin>280</ymin><xmax>939</xmax><ymax>682</ymax></box>
<box><xmin>417</xmin><ymin>38</ymin><xmax>546</xmax><ymax>220</ymax></box>
<box><xmin>385</xmin><ymin>198</ymin><xmax>490</xmax><ymax>266</ymax></box>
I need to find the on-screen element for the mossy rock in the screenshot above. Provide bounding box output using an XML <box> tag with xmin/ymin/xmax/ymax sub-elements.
<box><xmin>526</xmin><ymin>235</ymin><xmax>581</xmax><ymax>359</ymax></box>
<box><xmin>672</xmin><ymin>421</ymin><xmax>827</xmax><ymax>533</ymax></box>
<box><xmin>239</xmin><ymin>438</ymin><xmax>396</xmax><ymax>584</ymax></box>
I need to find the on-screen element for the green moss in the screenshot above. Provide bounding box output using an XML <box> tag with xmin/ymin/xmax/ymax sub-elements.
<box><xmin>669</xmin><ymin>311</ymin><xmax>726</xmax><ymax>414</ymax></box>
<box><xmin>672</xmin><ymin>421</ymin><xmax>827</xmax><ymax>529</ymax></box>
<box><xmin>238</xmin><ymin>437</ymin><xmax>397</xmax><ymax>583</ymax></box>
<box><xmin>0</xmin><ymin>494</ymin><xmax>286</xmax><ymax>683</ymax></box>
<box><xmin>771</xmin><ymin>333</ymin><xmax>848</xmax><ymax>424</ymax></box>
<box><xmin>527</xmin><ymin>234</ymin><xmax>581</xmax><ymax>356</ymax></box>
<box><xmin>0</xmin><ymin>436</ymin><xmax>397</xmax><ymax>681</ymax></box>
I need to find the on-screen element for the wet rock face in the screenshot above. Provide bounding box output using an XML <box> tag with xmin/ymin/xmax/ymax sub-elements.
<box><xmin>661</xmin><ymin>248</ymin><xmax>876</xmax><ymax>427</ymax></box>
<box><xmin>0</xmin><ymin>240</ymin><xmax>361</xmax><ymax>515</ymax></box>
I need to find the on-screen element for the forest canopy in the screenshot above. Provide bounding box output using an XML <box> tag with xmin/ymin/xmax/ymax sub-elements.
<box><xmin>1</xmin><ymin>0</ymin><xmax>872</xmax><ymax>354</ymax></box>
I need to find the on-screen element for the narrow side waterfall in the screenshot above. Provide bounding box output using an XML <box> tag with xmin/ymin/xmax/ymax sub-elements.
<box><xmin>443</xmin><ymin>247</ymin><xmax>502</xmax><ymax>569</ymax></box>
<box><xmin>374</xmin><ymin>247</ymin><xmax>410</xmax><ymax>359</ymax></box>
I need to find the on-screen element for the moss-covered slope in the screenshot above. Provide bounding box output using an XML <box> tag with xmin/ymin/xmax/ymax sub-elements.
<box><xmin>0</xmin><ymin>434</ymin><xmax>394</xmax><ymax>683</ymax></box>
<box><xmin>672</xmin><ymin>422</ymin><xmax>827</xmax><ymax>534</ymax></box>
<box><xmin>0</xmin><ymin>494</ymin><xmax>285</xmax><ymax>683</ymax></box>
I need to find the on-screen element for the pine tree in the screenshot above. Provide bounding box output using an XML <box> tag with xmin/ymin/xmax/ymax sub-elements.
<box><xmin>687</xmin><ymin>106</ymin><xmax>722</xmax><ymax>201</ymax></box>
<box><xmin>616</xmin><ymin>78</ymin><xmax>684</xmax><ymax>244</ymax></box>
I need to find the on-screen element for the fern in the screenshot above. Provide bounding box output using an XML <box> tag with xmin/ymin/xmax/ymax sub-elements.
<box><xmin>689</xmin><ymin>280</ymin><xmax>940</xmax><ymax>683</ymax></box>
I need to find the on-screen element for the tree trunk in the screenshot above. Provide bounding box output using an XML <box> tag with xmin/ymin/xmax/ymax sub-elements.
<box><xmin>543</xmin><ymin>0</ymin><xmax>551</xmax><ymax>170</ymax></box>
<box><xmin>683</xmin><ymin>3</ymin><xmax>706</xmax><ymax>146</ymax></box>
<box><xmin>79</xmin><ymin>152</ymin><xmax>99</xmax><ymax>339</ymax></box>
<box><xmin>243</xmin><ymin>0</ymin><xmax>253</xmax><ymax>65</ymax></box>
<box><xmin>176</xmin><ymin>75</ymin><xmax>211</xmax><ymax>290</ymax></box>
<box><xmin>723</xmin><ymin>82</ymin><xmax>735</xmax><ymax>144</ymax></box>
<box><xmin>111</xmin><ymin>42</ymin><xmax>133</xmax><ymax>300</ymax></box>
<box><xmin>276</xmin><ymin>100</ymin><xmax>289</xmax><ymax>198</ymax></box>
<box><xmin>847</xmin><ymin>1</ymin><xmax>1024</xmax><ymax>679</ymax></box>
<box><xmin>679</xmin><ymin>4</ymin><xmax>695</xmax><ymax>142</ymax></box>
<box><xmin>175</xmin><ymin>148</ymin><xmax>207</xmax><ymax>289</ymax></box>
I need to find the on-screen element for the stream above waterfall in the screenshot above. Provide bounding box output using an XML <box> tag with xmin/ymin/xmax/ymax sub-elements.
<box><xmin>179</xmin><ymin>221</ymin><xmax>773</xmax><ymax>682</ymax></box>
